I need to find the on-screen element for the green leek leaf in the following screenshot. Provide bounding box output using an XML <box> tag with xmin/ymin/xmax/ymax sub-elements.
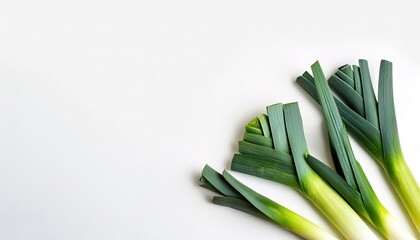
<box><xmin>238</xmin><ymin>140</ymin><xmax>293</xmax><ymax>165</ymax></box>
<box><xmin>231</xmin><ymin>153</ymin><xmax>300</xmax><ymax>190</ymax></box>
<box><xmin>339</xmin><ymin>64</ymin><xmax>354</xmax><ymax>80</ymax></box>
<box><xmin>335</xmin><ymin>70</ymin><xmax>355</xmax><ymax>88</ymax></box>
<box><xmin>267</xmin><ymin>103</ymin><xmax>290</xmax><ymax>153</ymax></box>
<box><xmin>359</xmin><ymin>59</ymin><xmax>379</xmax><ymax>128</ymax></box>
<box><xmin>353</xmin><ymin>65</ymin><xmax>363</xmax><ymax>98</ymax></box>
<box><xmin>328</xmin><ymin>75</ymin><xmax>364</xmax><ymax>116</ymax></box>
<box><xmin>243</xmin><ymin>132</ymin><xmax>274</xmax><ymax>148</ymax></box>
<box><xmin>378</xmin><ymin>60</ymin><xmax>420</xmax><ymax>232</ymax></box>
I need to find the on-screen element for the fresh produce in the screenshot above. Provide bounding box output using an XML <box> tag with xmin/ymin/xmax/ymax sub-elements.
<box><xmin>307</xmin><ymin>61</ymin><xmax>413</xmax><ymax>239</ymax></box>
<box><xmin>297</xmin><ymin>60</ymin><xmax>420</xmax><ymax>233</ymax></box>
<box><xmin>200</xmin><ymin>165</ymin><xmax>338</xmax><ymax>240</ymax></box>
<box><xmin>207</xmin><ymin>103</ymin><xmax>378</xmax><ymax>239</ymax></box>
<box><xmin>199</xmin><ymin>59</ymin><xmax>418</xmax><ymax>239</ymax></box>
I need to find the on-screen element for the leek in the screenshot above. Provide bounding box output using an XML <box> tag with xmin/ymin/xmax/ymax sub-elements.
<box><xmin>199</xmin><ymin>165</ymin><xmax>338</xmax><ymax>240</ymax></box>
<box><xmin>231</xmin><ymin>103</ymin><xmax>378</xmax><ymax>239</ymax></box>
<box><xmin>309</xmin><ymin>61</ymin><xmax>414</xmax><ymax>240</ymax></box>
<box><xmin>378</xmin><ymin>60</ymin><xmax>420</xmax><ymax>233</ymax></box>
<box><xmin>297</xmin><ymin>60</ymin><xmax>420</xmax><ymax>233</ymax></box>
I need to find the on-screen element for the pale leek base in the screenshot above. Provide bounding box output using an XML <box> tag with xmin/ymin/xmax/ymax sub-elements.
<box><xmin>382</xmin><ymin>212</ymin><xmax>416</xmax><ymax>240</ymax></box>
<box><xmin>386</xmin><ymin>154</ymin><xmax>420</xmax><ymax>234</ymax></box>
<box><xmin>302</xmin><ymin>171</ymin><xmax>379</xmax><ymax>240</ymax></box>
<box><xmin>278</xmin><ymin>208</ymin><xmax>338</xmax><ymax>240</ymax></box>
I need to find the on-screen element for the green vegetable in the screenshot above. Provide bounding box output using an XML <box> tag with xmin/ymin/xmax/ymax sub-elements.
<box><xmin>297</xmin><ymin>60</ymin><xmax>420</xmax><ymax>233</ymax></box>
<box><xmin>232</xmin><ymin>103</ymin><xmax>378</xmax><ymax>239</ymax></box>
<box><xmin>199</xmin><ymin>165</ymin><xmax>338</xmax><ymax>240</ymax></box>
<box><xmin>310</xmin><ymin>61</ymin><xmax>414</xmax><ymax>239</ymax></box>
<box><xmin>378</xmin><ymin>60</ymin><xmax>420</xmax><ymax>233</ymax></box>
<box><xmin>198</xmin><ymin>58</ymin><xmax>419</xmax><ymax>239</ymax></box>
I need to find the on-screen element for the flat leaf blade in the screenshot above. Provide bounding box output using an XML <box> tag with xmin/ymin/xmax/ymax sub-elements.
<box><xmin>267</xmin><ymin>103</ymin><xmax>290</xmax><ymax>153</ymax></box>
<box><xmin>311</xmin><ymin>61</ymin><xmax>358</xmax><ymax>189</ymax></box>
<box><xmin>359</xmin><ymin>59</ymin><xmax>379</xmax><ymax>128</ymax></box>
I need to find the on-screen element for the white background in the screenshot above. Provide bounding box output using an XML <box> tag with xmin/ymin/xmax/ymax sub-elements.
<box><xmin>1</xmin><ymin>1</ymin><xmax>420</xmax><ymax>239</ymax></box>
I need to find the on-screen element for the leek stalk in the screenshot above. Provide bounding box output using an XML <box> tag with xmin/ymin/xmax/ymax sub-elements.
<box><xmin>231</xmin><ymin>103</ymin><xmax>378</xmax><ymax>239</ymax></box>
<box><xmin>199</xmin><ymin>165</ymin><xmax>338</xmax><ymax>240</ymax></box>
<box><xmin>297</xmin><ymin>60</ymin><xmax>420</xmax><ymax>233</ymax></box>
<box><xmin>310</xmin><ymin>61</ymin><xmax>414</xmax><ymax>240</ymax></box>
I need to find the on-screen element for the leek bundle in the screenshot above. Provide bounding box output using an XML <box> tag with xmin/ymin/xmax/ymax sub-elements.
<box><xmin>297</xmin><ymin>60</ymin><xmax>420</xmax><ymax>233</ymax></box>
<box><xmin>198</xmin><ymin>58</ymin><xmax>419</xmax><ymax>239</ymax></box>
